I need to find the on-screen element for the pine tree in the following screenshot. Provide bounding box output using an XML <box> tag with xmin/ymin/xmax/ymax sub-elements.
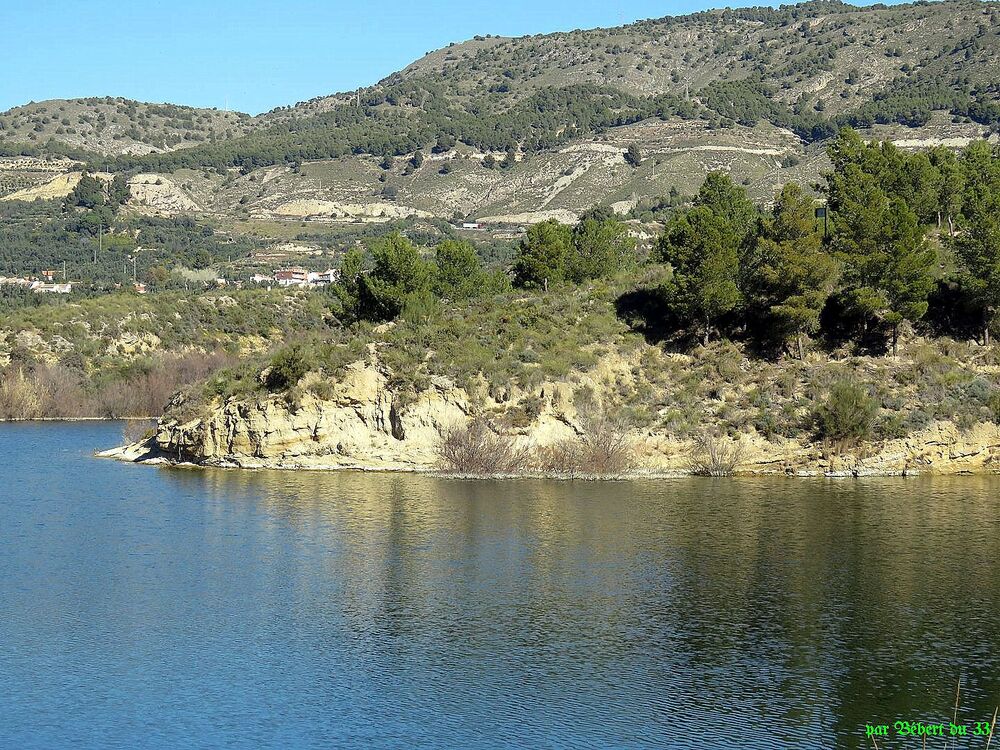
<box><xmin>332</xmin><ymin>247</ymin><xmax>366</xmax><ymax>322</ymax></box>
<box><xmin>109</xmin><ymin>174</ymin><xmax>131</xmax><ymax>206</ymax></box>
<box><xmin>752</xmin><ymin>183</ymin><xmax>839</xmax><ymax>358</ymax></box>
<box><xmin>655</xmin><ymin>173</ymin><xmax>759</xmax><ymax>345</ymax></box>
<box><xmin>955</xmin><ymin>141</ymin><xmax>1000</xmax><ymax>344</ymax></box>
<box><xmin>830</xmin><ymin>164</ymin><xmax>935</xmax><ymax>354</ymax></box>
<box><xmin>929</xmin><ymin>146</ymin><xmax>964</xmax><ymax>236</ymax></box>
<box><xmin>657</xmin><ymin>207</ymin><xmax>743</xmax><ymax>346</ymax></box>
<box><xmin>358</xmin><ymin>233</ymin><xmax>433</xmax><ymax>322</ymax></box>
<box><xmin>512</xmin><ymin>220</ymin><xmax>573</xmax><ymax>289</ymax></box>
<box><xmin>434</xmin><ymin>240</ymin><xmax>484</xmax><ymax>300</ymax></box>
<box><xmin>567</xmin><ymin>217</ymin><xmax>636</xmax><ymax>283</ymax></box>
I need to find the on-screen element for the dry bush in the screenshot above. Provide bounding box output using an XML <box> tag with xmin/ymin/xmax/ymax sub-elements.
<box><xmin>536</xmin><ymin>439</ymin><xmax>586</xmax><ymax>477</ymax></box>
<box><xmin>438</xmin><ymin>418</ymin><xmax>531</xmax><ymax>476</ymax></box>
<box><xmin>0</xmin><ymin>368</ymin><xmax>44</xmax><ymax>420</ymax></box>
<box><xmin>94</xmin><ymin>381</ymin><xmax>150</xmax><ymax>419</ymax></box>
<box><xmin>688</xmin><ymin>433</ymin><xmax>746</xmax><ymax>477</ymax></box>
<box><xmin>98</xmin><ymin>350</ymin><xmax>238</xmax><ymax>418</ymax></box>
<box><xmin>34</xmin><ymin>365</ymin><xmax>89</xmax><ymax>418</ymax></box>
<box><xmin>580</xmin><ymin>416</ymin><xmax>635</xmax><ymax>476</ymax></box>
<box><xmin>534</xmin><ymin>417</ymin><xmax>634</xmax><ymax>478</ymax></box>
<box><xmin>170</xmin><ymin>350</ymin><xmax>236</xmax><ymax>383</ymax></box>
<box><xmin>0</xmin><ymin>364</ymin><xmax>89</xmax><ymax>419</ymax></box>
<box><xmin>0</xmin><ymin>350</ymin><xmax>238</xmax><ymax>421</ymax></box>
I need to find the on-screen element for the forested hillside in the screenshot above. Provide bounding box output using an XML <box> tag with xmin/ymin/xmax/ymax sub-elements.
<box><xmin>106</xmin><ymin>0</ymin><xmax>1000</xmax><ymax>173</ymax></box>
<box><xmin>2</xmin><ymin>0</ymin><xmax>998</xmax><ymax>175</ymax></box>
<box><xmin>0</xmin><ymin>1</ymin><xmax>998</xmax><ymax>241</ymax></box>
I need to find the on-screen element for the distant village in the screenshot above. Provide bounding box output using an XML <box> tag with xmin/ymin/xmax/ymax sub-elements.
<box><xmin>250</xmin><ymin>267</ymin><xmax>340</xmax><ymax>288</ymax></box>
<box><xmin>0</xmin><ymin>270</ymin><xmax>72</xmax><ymax>294</ymax></box>
<box><xmin>0</xmin><ymin>266</ymin><xmax>341</xmax><ymax>296</ymax></box>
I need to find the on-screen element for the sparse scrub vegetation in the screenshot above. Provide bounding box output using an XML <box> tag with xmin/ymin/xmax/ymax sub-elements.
<box><xmin>687</xmin><ymin>433</ymin><xmax>746</xmax><ymax>476</ymax></box>
<box><xmin>438</xmin><ymin>418</ymin><xmax>531</xmax><ymax>476</ymax></box>
<box><xmin>813</xmin><ymin>381</ymin><xmax>879</xmax><ymax>444</ymax></box>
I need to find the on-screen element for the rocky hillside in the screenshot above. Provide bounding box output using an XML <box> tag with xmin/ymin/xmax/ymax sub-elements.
<box><xmin>275</xmin><ymin>0</ymin><xmax>1000</xmax><ymax>123</ymax></box>
<box><xmin>2</xmin><ymin>0</ymin><xmax>999</xmax><ymax>222</ymax></box>
<box><xmin>133</xmin><ymin>328</ymin><xmax>1000</xmax><ymax>478</ymax></box>
<box><xmin>0</xmin><ymin>97</ymin><xmax>252</xmax><ymax>156</ymax></box>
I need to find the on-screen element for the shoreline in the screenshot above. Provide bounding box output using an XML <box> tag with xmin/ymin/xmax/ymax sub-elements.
<box><xmin>1</xmin><ymin>417</ymin><xmax>155</xmax><ymax>423</ymax></box>
<box><xmin>95</xmin><ymin>442</ymin><xmax>971</xmax><ymax>479</ymax></box>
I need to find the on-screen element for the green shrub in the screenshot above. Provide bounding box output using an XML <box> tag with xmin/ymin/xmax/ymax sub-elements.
<box><xmin>813</xmin><ymin>381</ymin><xmax>878</xmax><ymax>443</ymax></box>
<box><xmin>266</xmin><ymin>344</ymin><xmax>315</xmax><ymax>391</ymax></box>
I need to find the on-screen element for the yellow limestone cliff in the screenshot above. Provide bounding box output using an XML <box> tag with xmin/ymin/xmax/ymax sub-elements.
<box><xmin>106</xmin><ymin>359</ymin><xmax>1000</xmax><ymax>477</ymax></box>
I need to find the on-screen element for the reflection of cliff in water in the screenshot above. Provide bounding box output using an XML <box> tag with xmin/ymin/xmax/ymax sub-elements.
<box><xmin>169</xmin><ymin>469</ymin><xmax>1000</xmax><ymax>747</ymax></box>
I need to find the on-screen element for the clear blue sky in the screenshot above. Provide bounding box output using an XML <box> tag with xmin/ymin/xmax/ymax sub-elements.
<box><xmin>2</xmin><ymin>0</ymin><xmax>787</xmax><ymax>115</ymax></box>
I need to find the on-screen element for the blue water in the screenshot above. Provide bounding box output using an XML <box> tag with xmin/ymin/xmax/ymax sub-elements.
<box><xmin>3</xmin><ymin>422</ymin><xmax>1000</xmax><ymax>749</ymax></box>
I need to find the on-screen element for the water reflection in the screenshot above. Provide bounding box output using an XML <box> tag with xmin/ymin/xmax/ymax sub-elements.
<box><xmin>4</xmin><ymin>423</ymin><xmax>1000</xmax><ymax>750</ymax></box>
<box><xmin>175</xmin><ymin>469</ymin><xmax>1000</xmax><ymax>748</ymax></box>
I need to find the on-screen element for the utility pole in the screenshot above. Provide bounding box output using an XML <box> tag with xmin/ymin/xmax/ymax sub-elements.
<box><xmin>62</xmin><ymin>261</ymin><xmax>66</xmax><ymax>281</ymax></box>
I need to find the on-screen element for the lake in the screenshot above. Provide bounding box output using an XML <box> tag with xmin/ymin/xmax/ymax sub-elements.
<box><xmin>2</xmin><ymin>422</ymin><xmax>999</xmax><ymax>749</ymax></box>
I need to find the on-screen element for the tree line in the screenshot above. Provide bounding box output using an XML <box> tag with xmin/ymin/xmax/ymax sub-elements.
<box><xmin>331</xmin><ymin>128</ymin><xmax>1000</xmax><ymax>361</ymax></box>
<box><xmin>330</xmin><ymin>206</ymin><xmax>640</xmax><ymax>326</ymax></box>
<box><xmin>331</xmin><ymin>234</ymin><xmax>511</xmax><ymax>325</ymax></box>
<box><xmin>84</xmin><ymin>72</ymin><xmax>997</xmax><ymax>177</ymax></box>
<box><xmin>638</xmin><ymin>129</ymin><xmax>1000</xmax><ymax>355</ymax></box>
<box><xmin>100</xmin><ymin>83</ymin><xmax>698</xmax><ymax>175</ymax></box>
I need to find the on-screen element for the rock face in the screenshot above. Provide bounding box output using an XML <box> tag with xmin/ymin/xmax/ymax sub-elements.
<box><xmin>155</xmin><ymin>363</ymin><xmax>471</xmax><ymax>471</ymax></box>
<box><xmin>142</xmin><ymin>360</ymin><xmax>1000</xmax><ymax>476</ymax></box>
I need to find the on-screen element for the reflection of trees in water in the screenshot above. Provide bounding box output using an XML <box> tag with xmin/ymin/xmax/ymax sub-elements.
<box><xmin>814</xmin><ymin>479</ymin><xmax>1000</xmax><ymax>746</ymax></box>
<box><xmin>169</xmin><ymin>468</ymin><xmax>1000</xmax><ymax>744</ymax></box>
<box><xmin>631</xmin><ymin>476</ymin><xmax>1000</xmax><ymax>746</ymax></box>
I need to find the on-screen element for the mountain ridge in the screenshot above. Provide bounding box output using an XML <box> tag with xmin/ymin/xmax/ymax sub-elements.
<box><xmin>4</xmin><ymin>0</ymin><xmax>999</xmax><ymax>159</ymax></box>
<box><xmin>2</xmin><ymin>0</ymin><xmax>998</xmax><ymax>224</ymax></box>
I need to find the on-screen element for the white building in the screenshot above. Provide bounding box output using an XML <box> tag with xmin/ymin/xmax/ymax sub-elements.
<box><xmin>30</xmin><ymin>282</ymin><xmax>72</xmax><ymax>294</ymax></box>
<box><xmin>0</xmin><ymin>276</ymin><xmax>33</xmax><ymax>288</ymax></box>
<box><xmin>307</xmin><ymin>269</ymin><xmax>339</xmax><ymax>286</ymax></box>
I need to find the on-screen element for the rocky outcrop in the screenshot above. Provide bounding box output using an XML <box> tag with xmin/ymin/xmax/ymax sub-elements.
<box><xmin>114</xmin><ymin>359</ymin><xmax>1000</xmax><ymax>477</ymax></box>
<box><xmin>152</xmin><ymin>362</ymin><xmax>471</xmax><ymax>471</ymax></box>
